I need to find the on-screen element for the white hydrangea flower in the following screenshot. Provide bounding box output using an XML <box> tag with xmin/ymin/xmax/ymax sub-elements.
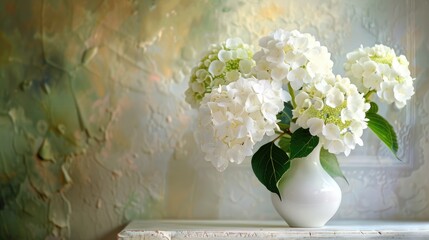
<box><xmin>185</xmin><ymin>38</ymin><xmax>255</xmax><ymax>108</ymax></box>
<box><xmin>253</xmin><ymin>29</ymin><xmax>333</xmax><ymax>89</ymax></box>
<box><xmin>197</xmin><ymin>77</ymin><xmax>290</xmax><ymax>171</ymax></box>
<box><xmin>293</xmin><ymin>74</ymin><xmax>370</xmax><ymax>156</ymax></box>
<box><xmin>344</xmin><ymin>44</ymin><xmax>414</xmax><ymax>108</ymax></box>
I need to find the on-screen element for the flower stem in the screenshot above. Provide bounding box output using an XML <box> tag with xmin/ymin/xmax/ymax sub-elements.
<box><xmin>272</xmin><ymin>132</ymin><xmax>286</xmax><ymax>142</ymax></box>
<box><xmin>364</xmin><ymin>90</ymin><xmax>376</xmax><ymax>102</ymax></box>
<box><xmin>272</xmin><ymin>129</ymin><xmax>292</xmax><ymax>143</ymax></box>
<box><xmin>288</xmin><ymin>83</ymin><xmax>296</xmax><ymax>108</ymax></box>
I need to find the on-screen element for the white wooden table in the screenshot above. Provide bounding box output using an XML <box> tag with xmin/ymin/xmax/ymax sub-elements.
<box><xmin>118</xmin><ymin>220</ymin><xmax>429</xmax><ymax>239</ymax></box>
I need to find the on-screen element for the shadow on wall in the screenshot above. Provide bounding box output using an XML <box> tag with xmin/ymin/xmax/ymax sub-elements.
<box><xmin>98</xmin><ymin>224</ymin><xmax>127</xmax><ymax>240</ymax></box>
<box><xmin>165</xmin><ymin>130</ymin><xmax>223</xmax><ymax>219</ymax></box>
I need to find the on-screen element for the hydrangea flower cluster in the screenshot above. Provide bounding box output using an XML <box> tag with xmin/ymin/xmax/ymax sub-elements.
<box><xmin>197</xmin><ymin>77</ymin><xmax>289</xmax><ymax>171</ymax></box>
<box><xmin>185</xmin><ymin>38</ymin><xmax>255</xmax><ymax>108</ymax></box>
<box><xmin>186</xmin><ymin>30</ymin><xmax>413</xmax><ymax>175</ymax></box>
<box><xmin>292</xmin><ymin>74</ymin><xmax>370</xmax><ymax>156</ymax></box>
<box><xmin>253</xmin><ymin>29</ymin><xmax>333</xmax><ymax>90</ymax></box>
<box><xmin>344</xmin><ymin>44</ymin><xmax>414</xmax><ymax>108</ymax></box>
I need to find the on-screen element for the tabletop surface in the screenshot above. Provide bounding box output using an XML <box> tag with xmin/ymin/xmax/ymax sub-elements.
<box><xmin>118</xmin><ymin>220</ymin><xmax>429</xmax><ymax>239</ymax></box>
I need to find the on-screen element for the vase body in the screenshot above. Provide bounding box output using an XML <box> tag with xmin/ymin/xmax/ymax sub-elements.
<box><xmin>271</xmin><ymin>143</ymin><xmax>342</xmax><ymax>227</ymax></box>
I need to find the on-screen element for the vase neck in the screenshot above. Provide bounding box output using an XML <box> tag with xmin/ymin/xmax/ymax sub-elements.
<box><xmin>291</xmin><ymin>142</ymin><xmax>322</xmax><ymax>167</ymax></box>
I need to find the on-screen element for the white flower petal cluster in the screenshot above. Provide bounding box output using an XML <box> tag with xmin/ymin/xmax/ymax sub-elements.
<box><xmin>253</xmin><ymin>29</ymin><xmax>333</xmax><ymax>90</ymax></box>
<box><xmin>185</xmin><ymin>38</ymin><xmax>255</xmax><ymax>108</ymax></box>
<box><xmin>197</xmin><ymin>77</ymin><xmax>290</xmax><ymax>171</ymax></box>
<box><xmin>293</xmin><ymin>74</ymin><xmax>370</xmax><ymax>156</ymax></box>
<box><xmin>344</xmin><ymin>44</ymin><xmax>414</xmax><ymax>108</ymax></box>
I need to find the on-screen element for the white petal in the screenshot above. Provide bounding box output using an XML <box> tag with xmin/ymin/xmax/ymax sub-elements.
<box><xmin>363</xmin><ymin>73</ymin><xmax>382</xmax><ymax>90</ymax></box>
<box><xmin>280</xmin><ymin>90</ymin><xmax>291</xmax><ymax>102</ymax></box>
<box><xmin>258</xmin><ymin>36</ymin><xmax>272</xmax><ymax>48</ymax></box>
<box><xmin>303</xmin><ymin>99</ymin><xmax>312</xmax><ymax>109</ymax></box>
<box><xmin>343</xmin><ymin>132</ymin><xmax>356</xmax><ymax>148</ymax></box>
<box><xmin>315</xmin><ymin>80</ymin><xmax>331</xmax><ymax>94</ymax></box>
<box><xmin>323</xmin><ymin>123</ymin><xmax>341</xmax><ymax>140</ymax></box>
<box><xmin>211</xmin><ymin>77</ymin><xmax>222</xmax><ymax>87</ymax></box>
<box><xmin>313</xmin><ymin>97</ymin><xmax>324</xmax><ymax>110</ymax></box>
<box><xmin>271</xmin><ymin>79</ymin><xmax>283</xmax><ymax>90</ymax></box>
<box><xmin>256</xmin><ymin>71</ymin><xmax>271</xmax><ymax>80</ymax></box>
<box><xmin>347</xmin><ymin>94</ymin><xmax>364</xmax><ymax>113</ymax></box>
<box><xmin>266</xmin><ymin>48</ymin><xmax>285</xmax><ymax>64</ymax></box>
<box><xmin>307</xmin><ymin>118</ymin><xmax>324</xmax><ymax>136</ymax></box>
<box><xmin>290</xmin><ymin>78</ymin><xmax>304</xmax><ymax>90</ymax></box>
<box><xmin>344</xmin><ymin>147</ymin><xmax>351</xmax><ymax>156</ymax></box>
<box><xmin>378</xmin><ymin>81</ymin><xmax>395</xmax><ymax>103</ymax></box>
<box><xmin>211</xmin><ymin>156</ymin><xmax>229</xmax><ymax>172</ymax></box>
<box><xmin>354</xmin><ymin>135</ymin><xmax>364</xmax><ymax>146</ymax></box>
<box><xmin>191</xmin><ymin>82</ymin><xmax>205</xmax><ymax>93</ymax></box>
<box><xmin>392</xmin><ymin>58</ymin><xmax>411</xmax><ymax>77</ymax></box>
<box><xmin>239</xmin><ymin>59</ymin><xmax>253</xmax><ymax>74</ymax></box>
<box><xmin>253</xmin><ymin>50</ymin><xmax>264</xmax><ymax>62</ymax></box>
<box><xmin>349</xmin><ymin>121</ymin><xmax>364</xmax><ymax>137</ymax></box>
<box><xmin>212</xmin><ymin>111</ymin><xmax>227</xmax><ymax>125</ymax></box>
<box><xmin>287</xmin><ymin>68</ymin><xmax>308</xmax><ymax>90</ymax></box>
<box><xmin>290</xmin><ymin>35</ymin><xmax>309</xmax><ymax>50</ymax></box>
<box><xmin>244</xmin><ymin>93</ymin><xmax>261</xmax><ymax>113</ymax></box>
<box><xmin>237</xmin><ymin>48</ymin><xmax>248</xmax><ymax>59</ymax></box>
<box><xmin>363</xmin><ymin>61</ymin><xmax>377</xmax><ymax>75</ymax></box>
<box><xmin>225</xmin><ymin>70</ymin><xmax>240</xmax><ymax>82</ymax></box>
<box><xmin>296</xmin><ymin>113</ymin><xmax>310</xmax><ymax>128</ymax></box>
<box><xmin>295</xmin><ymin>92</ymin><xmax>309</xmax><ymax>108</ymax></box>
<box><xmin>341</xmin><ymin>109</ymin><xmax>353</xmax><ymax>122</ymax></box>
<box><xmin>271</xmin><ymin>63</ymin><xmax>289</xmax><ymax>81</ymax></box>
<box><xmin>251</xmin><ymin>81</ymin><xmax>265</xmax><ymax>94</ymax></box>
<box><xmin>284</xmin><ymin>52</ymin><xmax>307</xmax><ymax>68</ymax></box>
<box><xmin>351</xmin><ymin>63</ymin><xmax>364</xmax><ymax>77</ymax></box>
<box><xmin>204</xmin><ymin>59</ymin><xmax>211</xmax><ymax>67</ymax></box>
<box><xmin>208</xmin><ymin>60</ymin><xmax>225</xmax><ymax>76</ymax></box>
<box><xmin>393</xmin><ymin>83</ymin><xmax>414</xmax><ymax>104</ymax></box>
<box><xmin>273</xmin><ymin>29</ymin><xmax>288</xmax><ymax>41</ymax></box>
<box><xmin>218</xmin><ymin>50</ymin><xmax>232</xmax><ymax>62</ymax></box>
<box><xmin>326</xmin><ymin>87</ymin><xmax>344</xmax><ymax>108</ymax></box>
<box><xmin>327</xmin><ymin>140</ymin><xmax>345</xmax><ymax>154</ymax></box>
<box><xmin>255</xmin><ymin>59</ymin><xmax>271</xmax><ymax>72</ymax></box>
<box><xmin>226</xmin><ymin>37</ymin><xmax>243</xmax><ymax>49</ymax></box>
<box><xmin>196</xmin><ymin>69</ymin><xmax>209</xmax><ymax>79</ymax></box>
<box><xmin>395</xmin><ymin>100</ymin><xmax>406</xmax><ymax>109</ymax></box>
<box><xmin>261</xmin><ymin>102</ymin><xmax>280</xmax><ymax>123</ymax></box>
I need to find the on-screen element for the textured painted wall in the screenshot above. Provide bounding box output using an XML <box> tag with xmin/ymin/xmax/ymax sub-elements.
<box><xmin>0</xmin><ymin>0</ymin><xmax>428</xmax><ymax>239</ymax></box>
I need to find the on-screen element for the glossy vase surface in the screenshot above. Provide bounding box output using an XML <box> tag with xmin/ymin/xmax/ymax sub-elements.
<box><xmin>271</xmin><ymin>143</ymin><xmax>342</xmax><ymax>228</ymax></box>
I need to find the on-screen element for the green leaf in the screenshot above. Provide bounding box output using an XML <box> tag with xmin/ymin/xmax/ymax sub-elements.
<box><xmin>251</xmin><ymin>142</ymin><xmax>290</xmax><ymax>199</ymax></box>
<box><xmin>277</xmin><ymin>123</ymin><xmax>289</xmax><ymax>132</ymax></box>
<box><xmin>368</xmin><ymin>102</ymin><xmax>379</xmax><ymax>114</ymax></box>
<box><xmin>366</xmin><ymin>112</ymin><xmax>399</xmax><ymax>157</ymax></box>
<box><xmin>278</xmin><ymin>136</ymin><xmax>291</xmax><ymax>154</ymax></box>
<box><xmin>289</xmin><ymin>128</ymin><xmax>319</xmax><ymax>160</ymax></box>
<box><xmin>277</xmin><ymin>102</ymin><xmax>293</xmax><ymax>126</ymax></box>
<box><xmin>320</xmin><ymin>149</ymin><xmax>349</xmax><ymax>184</ymax></box>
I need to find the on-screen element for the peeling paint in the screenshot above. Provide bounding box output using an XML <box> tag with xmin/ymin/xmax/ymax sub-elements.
<box><xmin>38</xmin><ymin>139</ymin><xmax>55</xmax><ymax>161</ymax></box>
<box><xmin>49</xmin><ymin>193</ymin><xmax>71</xmax><ymax>237</ymax></box>
<box><xmin>81</xmin><ymin>47</ymin><xmax>98</xmax><ymax>65</ymax></box>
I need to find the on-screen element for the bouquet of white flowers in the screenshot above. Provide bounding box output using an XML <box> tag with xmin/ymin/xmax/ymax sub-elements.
<box><xmin>185</xmin><ymin>30</ymin><xmax>414</xmax><ymax>198</ymax></box>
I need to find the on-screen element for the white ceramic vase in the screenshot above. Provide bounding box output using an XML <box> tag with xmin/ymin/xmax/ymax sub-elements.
<box><xmin>271</xmin><ymin>143</ymin><xmax>342</xmax><ymax>228</ymax></box>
